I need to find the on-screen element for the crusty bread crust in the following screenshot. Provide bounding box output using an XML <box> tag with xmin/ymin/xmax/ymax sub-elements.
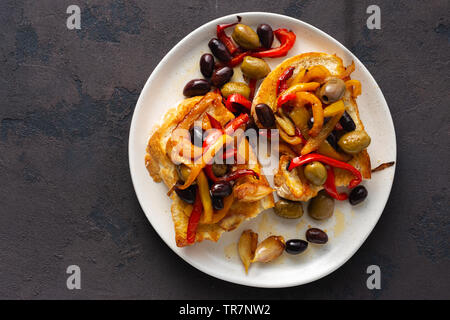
<box><xmin>146</xmin><ymin>93</ymin><xmax>274</xmax><ymax>247</ymax></box>
<box><xmin>252</xmin><ymin>53</ymin><xmax>371</xmax><ymax>201</ymax></box>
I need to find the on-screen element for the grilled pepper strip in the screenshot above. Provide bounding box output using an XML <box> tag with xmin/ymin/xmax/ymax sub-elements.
<box><xmin>216</xmin><ymin>17</ymin><xmax>241</xmax><ymax>55</ymax></box>
<box><xmin>301</xmin><ymin>110</ymin><xmax>344</xmax><ymax>155</ymax></box>
<box><xmin>227</xmin><ymin>51</ymin><xmax>250</xmax><ymax>68</ymax></box>
<box><xmin>276</xmin><ymin>82</ymin><xmax>321</xmax><ymax>109</ymax></box>
<box><xmin>249</xmin><ymin>78</ymin><xmax>256</xmax><ymax>100</ymax></box>
<box><xmin>204</xmin><ymin>166</ymin><xmax>259</xmax><ymax>183</ymax></box>
<box><xmin>186</xmin><ymin>190</ymin><xmax>203</xmax><ymax>244</ymax></box>
<box><xmin>324</xmin><ymin>166</ymin><xmax>348</xmax><ymax>200</ymax></box>
<box><xmin>210</xmin><ymin>194</ymin><xmax>234</xmax><ymax>223</ymax></box>
<box><xmin>225</xmin><ymin>93</ymin><xmax>252</xmax><ymax>112</ymax></box>
<box><xmin>197</xmin><ymin>170</ymin><xmax>213</xmax><ymax>223</ymax></box>
<box><xmin>288</xmin><ymin>153</ymin><xmax>362</xmax><ymax>189</ymax></box>
<box><xmin>277</xmin><ymin>66</ymin><xmax>295</xmax><ymax>95</ymax></box>
<box><xmin>251</xmin><ymin>29</ymin><xmax>296</xmax><ymax>58</ymax></box>
<box><xmin>182</xmin><ymin>114</ymin><xmax>251</xmax><ymax>188</ymax></box>
<box><xmin>224</xmin><ymin>113</ymin><xmax>249</xmax><ymax>134</ymax></box>
<box><xmin>206</xmin><ymin>113</ymin><xmax>224</xmax><ymax>130</ymax></box>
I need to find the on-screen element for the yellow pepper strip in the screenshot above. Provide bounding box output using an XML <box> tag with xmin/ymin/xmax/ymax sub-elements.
<box><xmin>301</xmin><ymin>65</ymin><xmax>331</xmax><ymax>83</ymax></box>
<box><xmin>345</xmin><ymin>80</ymin><xmax>362</xmax><ymax>98</ymax></box>
<box><xmin>287</xmin><ymin>68</ymin><xmax>306</xmax><ymax>87</ymax></box>
<box><xmin>318</xmin><ymin>140</ymin><xmax>351</xmax><ymax>162</ymax></box>
<box><xmin>275</xmin><ymin>114</ymin><xmax>296</xmax><ymax>136</ymax></box>
<box><xmin>323</xmin><ymin>100</ymin><xmax>345</xmax><ymax>118</ymax></box>
<box><xmin>178</xmin><ymin>134</ymin><xmax>232</xmax><ymax>190</ymax></box>
<box><xmin>277</xmin><ymin>123</ymin><xmax>303</xmax><ymax>145</ymax></box>
<box><xmin>197</xmin><ymin>170</ymin><xmax>213</xmax><ymax>224</ymax></box>
<box><xmin>281</xmin><ymin>82</ymin><xmax>320</xmax><ymax>98</ymax></box>
<box><xmin>208</xmin><ymin>194</ymin><xmax>234</xmax><ymax>224</ymax></box>
<box><xmin>289</xmin><ymin>104</ymin><xmax>311</xmax><ymax>140</ymax></box>
<box><xmin>301</xmin><ymin>110</ymin><xmax>344</xmax><ymax>155</ymax></box>
<box><xmin>296</xmin><ymin>92</ymin><xmax>323</xmax><ymax>137</ymax></box>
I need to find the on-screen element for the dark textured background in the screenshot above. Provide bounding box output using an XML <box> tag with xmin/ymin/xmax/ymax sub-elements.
<box><xmin>0</xmin><ymin>0</ymin><xmax>448</xmax><ymax>299</ymax></box>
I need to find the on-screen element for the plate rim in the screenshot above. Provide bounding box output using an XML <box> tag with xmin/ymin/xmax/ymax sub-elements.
<box><xmin>128</xmin><ymin>11</ymin><xmax>397</xmax><ymax>288</ymax></box>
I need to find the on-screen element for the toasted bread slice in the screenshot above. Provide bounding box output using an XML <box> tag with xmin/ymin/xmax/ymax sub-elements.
<box><xmin>252</xmin><ymin>52</ymin><xmax>371</xmax><ymax>201</ymax></box>
<box><xmin>146</xmin><ymin>92</ymin><xmax>274</xmax><ymax>247</ymax></box>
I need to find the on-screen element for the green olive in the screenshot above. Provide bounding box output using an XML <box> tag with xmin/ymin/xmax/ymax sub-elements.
<box><xmin>221</xmin><ymin>82</ymin><xmax>251</xmax><ymax>99</ymax></box>
<box><xmin>176</xmin><ymin>164</ymin><xmax>192</xmax><ymax>182</ymax></box>
<box><xmin>318</xmin><ymin>78</ymin><xmax>346</xmax><ymax>104</ymax></box>
<box><xmin>338</xmin><ymin>130</ymin><xmax>371</xmax><ymax>154</ymax></box>
<box><xmin>240</xmin><ymin>56</ymin><xmax>271</xmax><ymax>79</ymax></box>
<box><xmin>304</xmin><ymin>161</ymin><xmax>327</xmax><ymax>186</ymax></box>
<box><xmin>274</xmin><ymin>199</ymin><xmax>304</xmax><ymax>219</ymax></box>
<box><xmin>211</xmin><ymin>163</ymin><xmax>228</xmax><ymax>177</ymax></box>
<box><xmin>308</xmin><ymin>190</ymin><xmax>335</xmax><ymax>220</ymax></box>
<box><xmin>232</xmin><ymin>24</ymin><xmax>261</xmax><ymax>50</ymax></box>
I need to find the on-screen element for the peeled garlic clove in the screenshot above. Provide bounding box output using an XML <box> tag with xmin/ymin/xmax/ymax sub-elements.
<box><xmin>238</xmin><ymin>230</ymin><xmax>258</xmax><ymax>274</ymax></box>
<box><xmin>252</xmin><ymin>235</ymin><xmax>285</xmax><ymax>263</ymax></box>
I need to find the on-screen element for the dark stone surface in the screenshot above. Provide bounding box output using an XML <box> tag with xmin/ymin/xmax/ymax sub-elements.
<box><xmin>0</xmin><ymin>0</ymin><xmax>448</xmax><ymax>299</ymax></box>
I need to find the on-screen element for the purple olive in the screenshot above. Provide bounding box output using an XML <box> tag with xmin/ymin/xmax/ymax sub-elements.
<box><xmin>306</xmin><ymin>228</ymin><xmax>328</xmax><ymax>244</ymax></box>
<box><xmin>208</xmin><ymin>38</ymin><xmax>232</xmax><ymax>62</ymax></box>
<box><xmin>285</xmin><ymin>239</ymin><xmax>308</xmax><ymax>254</ymax></box>
<box><xmin>257</xmin><ymin>24</ymin><xmax>274</xmax><ymax>48</ymax></box>
<box><xmin>211</xmin><ymin>66</ymin><xmax>233</xmax><ymax>87</ymax></box>
<box><xmin>255</xmin><ymin>103</ymin><xmax>275</xmax><ymax>128</ymax></box>
<box><xmin>210</xmin><ymin>181</ymin><xmax>232</xmax><ymax>198</ymax></box>
<box><xmin>174</xmin><ymin>182</ymin><xmax>196</xmax><ymax>204</ymax></box>
<box><xmin>200</xmin><ymin>53</ymin><xmax>214</xmax><ymax>78</ymax></box>
<box><xmin>183</xmin><ymin>79</ymin><xmax>211</xmax><ymax>97</ymax></box>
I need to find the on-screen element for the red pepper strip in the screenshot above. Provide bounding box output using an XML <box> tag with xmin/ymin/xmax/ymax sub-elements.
<box><xmin>186</xmin><ymin>189</ymin><xmax>203</xmax><ymax>244</ymax></box>
<box><xmin>225</xmin><ymin>94</ymin><xmax>252</xmax><ymax>113</ymax></box>
<box><xmin>224</xmin><ymin>113</ymin><xmax>249</xmax><ymax>135</ymax></box>
<box><xmin>324</xmin><ymin>166</ymin><xmax>348</xmax><ymax>200</ymax></box>
<box><xmin>251</xmin><ymin>29</ymin><xmax>296</xmax><ymax>59</ymax></box>
<box><xmin>288</xmin><ymin>153</ymin><xmax>362</xmax><ymax>189</ymax></box>
<box><xmin>227</xmin><ymin>51</ymin><xmax>250</xmax><ymax>68</ymax></box>
<box><xmin>277</xmin><ymin>92</ymin><xmax>297</xmax><ymax>109</ymax></box>
<box><xmin>204</xmin><ymin>166</ymin><xmax>259</xmax><ymax>183</ymax></box>
<box><xmin>295</xmin><ymin>127</ymin><xmax>307</xmax><ymax>144</ymax></box>
<box><xmin>249</xmin><ymin>78</ymin><xmax>256</xmax><ymax>100</ymax></box>
<box><xmin>222</xmin><ymin>169</ymin><xmax>259</xmax><ymax>182</ymax></box>
<box><xmin>217</xmin><ymin>17</ymin><xmax>241</xmax><ymax>55</ymax></box>
<box><xmin>206</xmin><ymin>113</ymin><xmax>223</xmax><ymax>131</ymax></box>
<box><xmin>277</xmin><ymin>66</ymin><xmax>295</xmax><ymax>95</ymax></box>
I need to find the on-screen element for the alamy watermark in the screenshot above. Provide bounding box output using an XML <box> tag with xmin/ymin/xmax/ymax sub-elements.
<box><xmin>366</xmin><ymin>5</ymin><xmax>381</xmax><ymax>30</ymax></box>
<box><xmin>66</xmin><ymin>5</ymin><xmax>81</xmax><ymax>30</ymax></box>
<box><xmin>366</xmin><ymin>265</ymin><xmax>381</xmax><ymax>290</ymax></box>
<box><xmin>66</xmin><ymin>265</ymin><xmax>81</xmax><ymax>290</ymax></box>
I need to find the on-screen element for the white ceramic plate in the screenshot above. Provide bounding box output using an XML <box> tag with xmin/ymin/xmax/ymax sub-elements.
<box><xmin>129</xmin><ymin>12</ymin><xmax>396</xmax><ymax>288</ymax></box>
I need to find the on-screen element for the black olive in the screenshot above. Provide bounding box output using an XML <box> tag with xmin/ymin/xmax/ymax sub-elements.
<box><xmin>211</xmin><ymin>195</ymin><xmax>224</xmax><ymax>210</ymax></box>
<box><xmin>339</xmin><ymin>111</ymin><xmax>356</xmax><ymax>132</ymax></box>
<box><xmin>183</xmin><ymin>79</ymin><xmax>211</xmax><ymax>97</ymax></box>
<box><xmin>326</xmin><ymin>130</ymin><xmax>338</xmax><ymax>149</ymax></box>
<box><xmin>211</xmin><ymin>66</ymin><xmax>234</xmax><ymax>87</ymax></box>
<box><xmin>199</xmin><ymin>53</ymin><xmax>214</xmax><ymax>78</ymax></box>
<box><xmin>208</xmin><ymin>38</ymin><xmax>232</xmax><ymax>62</ymax></box>
<box><xmin>285</xmin><ymin>239</ymin><xmax>308</xmax><ymax>254</ymax></box>
<box><xmin>190</xmin><ymin>126</ymin><xmax>204</xmax><ymax>147</ymax></box>
<box><xmin>349</xmin><ymin>185</ymin><xmax>368</xmax><ymax>205</ymax></box>
<box><xmin>210</xmin><ymin>181</ymin><xmax>232</xmax><ymax>198</ymax></box>
<box><xmin>174</xmin><ymin>182</ymin><xmax>196</xmax><ymax>204</ymax></box>
<box><xmin>257</xmin><ymin>24</ymin><xmax>274</xmax><ymax>48</ymax></box>
<box><xmin>306</xmin><ymin>228</ymin><xmax>328</xmax><ymax>244</ymax></box>
<box><xmin>255</xmin><ymin>103</ymin><xmax>275</xmax><ymax>128</ymax></box>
